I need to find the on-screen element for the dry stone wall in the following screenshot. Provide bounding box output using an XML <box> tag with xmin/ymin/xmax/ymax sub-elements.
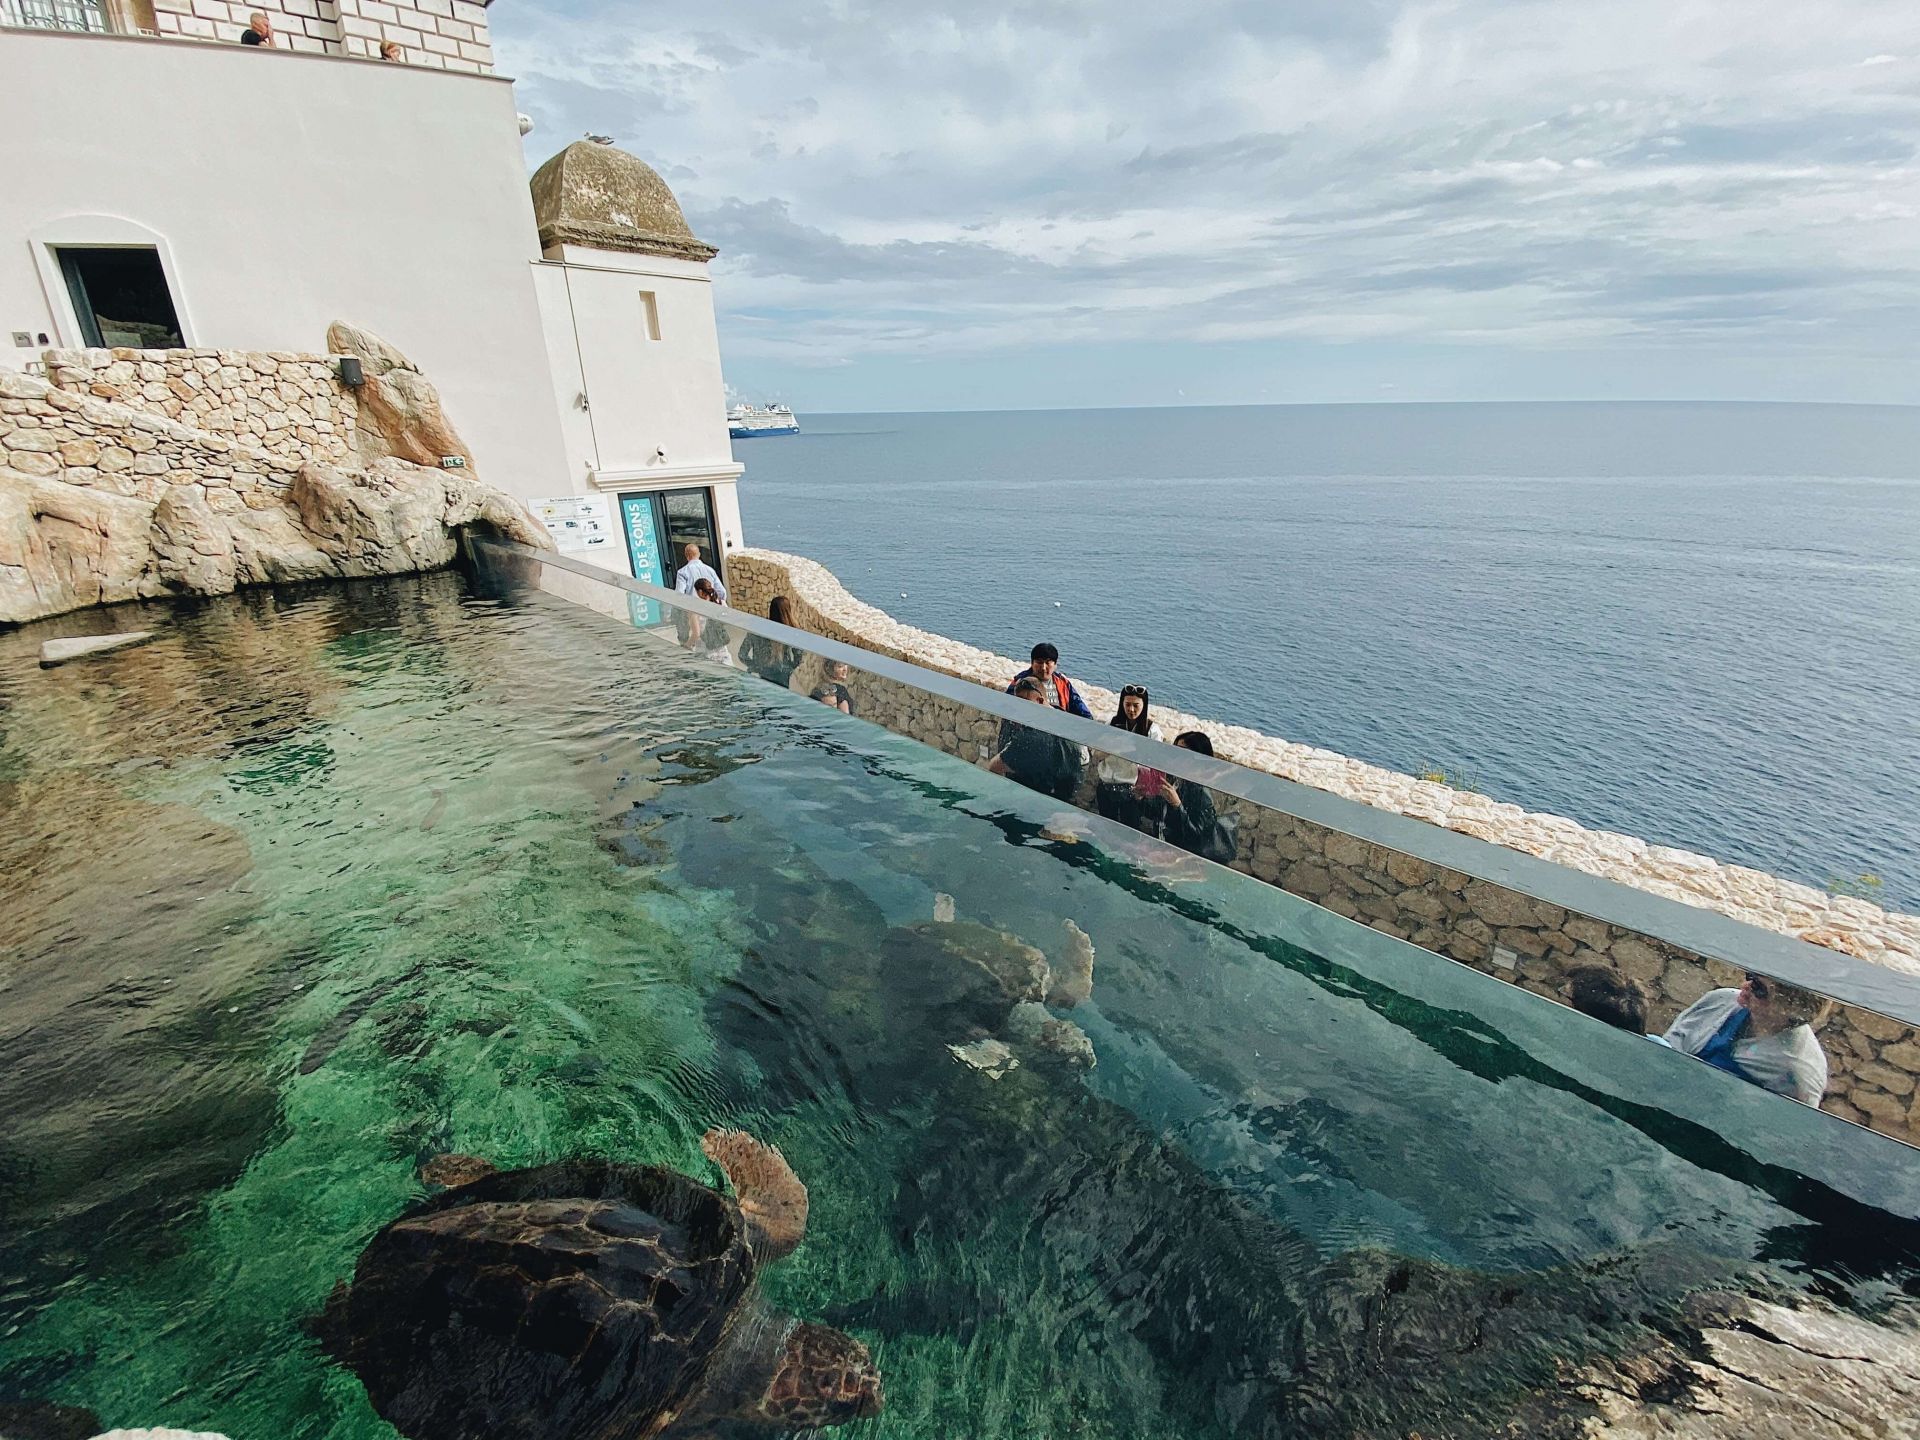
<box><xmin>42</xmin><ymin>347</ymin><xmax>356</xmax><ymax>466</ymax></box>
<box><xmin>726</xmin><ymin>547</ymin><xmax>1920</xmax><ymax>1143</ymax></box>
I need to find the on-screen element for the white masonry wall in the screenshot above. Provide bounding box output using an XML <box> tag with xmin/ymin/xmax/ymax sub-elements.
<box><xmin>146</xmin><ymin>0</ymin><xmax>492</xmax><ymax>70</ymax></box>
<box><xmin>336</xmin><ymin>0</ymin><xmax>491</xmax><ymax>71</ymax></box>
<box><xmin>150</xmin><ymin>0</ymin><xmax>342</xmax><ymax>53</ymax></box>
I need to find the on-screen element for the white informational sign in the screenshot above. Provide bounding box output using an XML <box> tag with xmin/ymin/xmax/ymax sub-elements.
<box><xmin>532</xmin><ymin>495</ymin><xmax>615</xmax><ymax>556</ymax></box>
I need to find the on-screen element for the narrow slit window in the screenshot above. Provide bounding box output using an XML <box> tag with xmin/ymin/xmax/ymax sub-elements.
<box><xmin>639</xmin><ymin>291</ymin><xmax>661</xmax><ymax>341</ymax></box>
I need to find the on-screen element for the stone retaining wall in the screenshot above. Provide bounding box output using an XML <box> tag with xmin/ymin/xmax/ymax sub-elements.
<box><xmin>2</xmin><ymin>331</ymin><xmax>544</xmax><ymax>625</ymax></box>
<box><xmin>41</xmin><ymin>347</ymin><xmax>356</xmax><ymax>467</ymax></box>
<box><xmin>725</xmin><ymin>547</ymin><xmax>1920</xmax><ymax>1143</ymax></box>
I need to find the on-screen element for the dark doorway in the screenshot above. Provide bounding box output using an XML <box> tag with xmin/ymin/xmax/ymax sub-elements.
<box><xmin>660</xmin><ymin>487</ymin><xmax>721</xmax><ymax>588</ymax></box>
<box><xmin>56</xmin><ymin>247</ymin><xmax>184</xmax><ymax>349</ymax></box>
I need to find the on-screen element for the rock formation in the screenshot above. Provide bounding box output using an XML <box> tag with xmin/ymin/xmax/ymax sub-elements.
<box><xmin>0</xmin><ymin>325</ymin><xmax>548</xmax><ymax>626</ymax></box>
<box><xmin>326</xmin><ymin>322</ymin><xmax>476</xmax><ymax>474</ymax></box>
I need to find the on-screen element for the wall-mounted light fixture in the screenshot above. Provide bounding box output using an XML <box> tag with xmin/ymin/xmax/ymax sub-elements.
<box><xmin>337</xmin><ymin>356</ymin><xmax>365</xmax><ymax>389</ymax></box>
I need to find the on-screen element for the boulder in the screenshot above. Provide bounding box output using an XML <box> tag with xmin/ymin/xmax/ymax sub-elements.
<box><xmin>291</xmin><ymin>460</ymin><xmax>457</xmax><ymax>575</ymax></box>
<box><xmin>326</xmin><ymin>321</ymin><xmax>476</xmax><ymax>474</ymax></box>
<box><xmin>1</xmin><ymin>468</ymin><xmax>157</xmax><ymax>622</ymax></box>
<box><xmin>148</xmin><ymin>487</ymin><xmax>237</xmax><ymax>595</ymax></box>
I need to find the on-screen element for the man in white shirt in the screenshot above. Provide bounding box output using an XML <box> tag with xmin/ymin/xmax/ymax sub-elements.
<box><xmin>673</xmin><ymin>543</ymin><xmax>728</xmax><ymax>604</ymax></box>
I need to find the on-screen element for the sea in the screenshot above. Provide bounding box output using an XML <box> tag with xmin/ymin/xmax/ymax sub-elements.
<box><xmin>734</xmin><ymin>402</ymin><xmax>1920</xmax><ymax>914</ymax></box>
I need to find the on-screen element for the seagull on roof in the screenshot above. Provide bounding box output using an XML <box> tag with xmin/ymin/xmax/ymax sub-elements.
<box><xmin>586</xmin><ymin>133</ymin><xmax>616</xmax><ymax>145</ymax></box>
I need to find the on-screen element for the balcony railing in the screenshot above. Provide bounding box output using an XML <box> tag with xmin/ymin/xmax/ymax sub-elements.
<box><xmin>1</xmin><ymin>0</ymin><xmax>108</xmax><ymax>31</ymax></box>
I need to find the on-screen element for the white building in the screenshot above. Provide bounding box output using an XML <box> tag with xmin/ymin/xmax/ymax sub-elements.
<box><xmin>0</xmin><ymin>4</ymin><xmax>745</xmax><ymax>592</ymax></box>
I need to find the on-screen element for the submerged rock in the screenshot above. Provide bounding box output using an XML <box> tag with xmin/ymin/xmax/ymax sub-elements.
<box><xmin>948</xmin><ymin>1036</ymin><xmax>1018</xmax><ymax>1078</ymax></box>
<box><xmin>1568</xmin><ymin>1295</ymin><xmax>1920</xmax><ymax>1438</ymax></box>
<box><xmin>37</xmin><ymin>631</ymin><xmax>153</xmax><ymax>667</ymax></box>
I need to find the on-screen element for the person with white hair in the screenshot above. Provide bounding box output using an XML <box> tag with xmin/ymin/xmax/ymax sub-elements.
<box><xmin>238</xmin><ymin>11</ymin><xmax>274</xmax><ymax>44</ymax></box>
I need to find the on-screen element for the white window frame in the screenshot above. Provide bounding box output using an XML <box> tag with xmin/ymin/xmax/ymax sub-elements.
<box><xmin>29</xmin><ymin>215</ymin><xmax>197</xmax><ymax>349</ymax></box>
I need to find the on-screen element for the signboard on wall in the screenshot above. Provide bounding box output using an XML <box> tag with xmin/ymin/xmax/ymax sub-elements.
<box><xmin>531</xmin><ymin>495</ymin><xmax>615</xmax><ymax>556</ymax></box>
<box><xmin>618</xmin><ymin>493</ymin><xmax>665</xmax><ymax>627</ymax></box>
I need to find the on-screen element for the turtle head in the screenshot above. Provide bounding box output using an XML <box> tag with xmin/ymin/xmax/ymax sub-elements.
<box><xmin>747</xmin><ymin>1321</ymin><xmax>882</xmax><ymax>1429</ymax></box>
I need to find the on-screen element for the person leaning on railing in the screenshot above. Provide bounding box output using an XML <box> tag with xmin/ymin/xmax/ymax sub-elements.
<box><xmin>1094</xmin><ymin>684</ymin><xmax>1163</xmax><ymax>829</ymax></box>
<box><xmin>739</xmin><ymin>595</ymin><xmax>803</xmax><ymax>690</ymax></box>
<box><xmin>989</xmin><ymin>677</ymin><xmax>1084</xmax><ymax>800</ymax></box>
<box><xmin>238</xmin><ymin>10</ymin><xmax>273</xmax><ymax>44</ymax></box>
<box><xmin>1659</xmin><ymin>973</ymin><xmax>1831</xmax><ymax>1106</ymax></box>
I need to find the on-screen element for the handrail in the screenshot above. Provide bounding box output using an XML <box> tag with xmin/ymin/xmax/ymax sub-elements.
<box><xmin>470</xmin><ymin>537</ymin><xmax>1920</xmax><ymax>1028</ymax></box>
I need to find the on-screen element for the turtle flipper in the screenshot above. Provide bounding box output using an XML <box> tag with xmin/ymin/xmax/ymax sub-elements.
<box><xmin>419</xmin><ymin>1153</ymin><xmax>497</xmax><ymax>1189</ymax></box>
<box><xmin>1047</xmin><ymin>920</ymin><xmax>1095</xmax><ymax>1008</ymax></box>
<box><xmin>701</xmin><ymin>1129</ymin><xmax>809</xmax><ymax>1262</ymax></box>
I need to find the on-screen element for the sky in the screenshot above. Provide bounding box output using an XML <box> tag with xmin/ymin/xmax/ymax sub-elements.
<box><xmin>489</xmin><ymin>1</ymin><xmax>1920</xmax><ymax>411</ymax></box>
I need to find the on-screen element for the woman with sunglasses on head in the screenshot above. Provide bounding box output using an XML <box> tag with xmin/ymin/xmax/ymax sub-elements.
<box><xmin>1093</xmin><ymin>685</ymin><xmax>1162</xmax><ymax>829</ymax></box>
<box><xmin>1659</xmin><ymin>971</ymin><xmax>1831</xmax><ymax>1105</ymax></box>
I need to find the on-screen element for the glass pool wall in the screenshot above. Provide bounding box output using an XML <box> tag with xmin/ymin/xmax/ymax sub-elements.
<box><xmin>0</xmin><ymin>566</ymin><xmax>1915</xmax><ymax>1440</ymax></box>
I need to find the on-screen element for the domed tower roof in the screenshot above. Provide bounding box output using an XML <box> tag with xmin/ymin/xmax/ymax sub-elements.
<box><xmin>529</xmin><ymin>141</ymin><xmax>718</xmax><ymax>262</ymax></box>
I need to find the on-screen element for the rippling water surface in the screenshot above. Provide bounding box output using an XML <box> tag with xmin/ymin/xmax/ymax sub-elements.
<box><xmin>737</xmin><ymin>402</ymin><xmax>1920</xmax><ymax>910</ymax></box>
<box><xmin>1</xmin><ymin>572</ymin><xmax>1916</xmax><ymax>1439</ymax></box>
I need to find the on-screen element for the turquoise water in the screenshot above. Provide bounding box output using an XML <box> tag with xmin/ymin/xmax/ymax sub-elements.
<box><xmin>1</xmin><ymin>572</ymin><xmax>1916</xmax><ymax>1439</ymax></box>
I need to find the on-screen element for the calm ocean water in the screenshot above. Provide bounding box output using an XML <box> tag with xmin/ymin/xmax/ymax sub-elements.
<box><xmin>735</xmin><ymin>402</ymin><xmax>1920</xmax><ymax>912</ymax></box>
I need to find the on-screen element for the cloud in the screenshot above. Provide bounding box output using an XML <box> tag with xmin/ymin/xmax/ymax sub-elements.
<box><xmin>493</xmin><ymin>0</ymin><xmax>1920</xmax><ymax>402</ymax></box>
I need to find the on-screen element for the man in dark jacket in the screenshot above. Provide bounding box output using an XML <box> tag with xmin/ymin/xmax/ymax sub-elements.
<box><xmin>990</xmin><ymin>676</ymin><xmax>1084</xmax><ymax>800</ymax></box>
<box><xmin>1006</xmin><ymin>642</ymin><xmax>1093</xmax><ymax>718</ymax></box>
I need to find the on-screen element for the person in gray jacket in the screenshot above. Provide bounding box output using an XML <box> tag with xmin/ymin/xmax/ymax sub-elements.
<box><xmin>1661</xmin><ymin>972</ymin><xmax>1830</xmax><ymax>1105</ymax></box>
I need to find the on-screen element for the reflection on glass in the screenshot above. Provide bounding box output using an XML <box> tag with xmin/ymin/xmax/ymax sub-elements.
<box><xmin>466</xmin><ymin>538</ymin><xmax>1920</xmax><ymax>1151</ymax></box>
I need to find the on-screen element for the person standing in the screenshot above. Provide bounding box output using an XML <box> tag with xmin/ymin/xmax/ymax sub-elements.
<box><xmin>239</xmin><ymin>11</ymin><xmax>275</xmax><ymax>44</ymax></box>
<box><xmin>1094</xmin><ymin>684</ymin><xmax>1162</xmax><ymax>827</ymax></box>
<box><xmin>740</xmin><ymin>595</ymin><xmax>803</xmax><ymax>689</ymax></box>
<box><xmin>1006</xmin><ymin>643</ymin><xmax>1093</xmax><ymax>718</ymax></box>
<box><xmin>688</xmin><ymin>577</ymin><xmax>734</xmax><ymax>664</ymax></box>
<box><xmin>990</xmin><ymin>677</ymin><xmax>1084</xmax><ymax>800</ymax></box>
<box><xmin>1660</xmin><ymin>973</ymin><xmax>1830</xmax><ymax>1105</ymax></box>
<box><xmin>673</xmin><ymin>542</ymin><xmax>728</xmax><ymax>604</ymax></box>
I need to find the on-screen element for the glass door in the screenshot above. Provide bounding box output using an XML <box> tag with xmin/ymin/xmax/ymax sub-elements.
<box><xmin>618</xmin><ymin>487</ymin><xmax>720</xmax><ymax>624</ymax></box>
<box><xmin>660</xmin><ymin>488</ymin><xmax>720</xmax><ymax>589</ymax></box>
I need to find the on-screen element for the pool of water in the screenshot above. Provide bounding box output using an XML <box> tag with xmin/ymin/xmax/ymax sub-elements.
<box><xmin>2</xmin><ymin>572</ymin><xmax>1916</xmax><ymax>1440</ymax></box>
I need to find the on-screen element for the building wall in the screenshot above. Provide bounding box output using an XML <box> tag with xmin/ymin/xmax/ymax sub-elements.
<box><xmin>0</xmin><ymin>30</ymin><xmax>569</xmax><ymax>495</ymax></box>
<box><xmin>150</xmin><ymin>0</ymin><xmax>341</xmax><ymax>53</ymax></box>
<box><xmin>142</xmin><ymin>0</ymin><xmax>493</xmax><ymax>70</ymax></box>
<box><xmin>725</xmin><ymin>547</ymin><xmax>1920</xmax><ymax>1145</ymax></box>
<box><xmin>334</xmin><ymin>0</ymin><xmax>492</xmax><ymax>71</ymax></box>
<box><xmin>529</xmin><ymin>248</ymin><xmax>746</xmax><ymax>569</ymax></box>
<box><xmin>539</xmin><ymin>249</ymin><xmax>736</xmax><ymax>484</ymax></box>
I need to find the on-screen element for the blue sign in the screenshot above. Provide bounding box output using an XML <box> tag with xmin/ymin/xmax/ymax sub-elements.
<box><xmin>619</xmin><ymin>493</ymin><xmax>664</xmax><ymax>627</ymax></box>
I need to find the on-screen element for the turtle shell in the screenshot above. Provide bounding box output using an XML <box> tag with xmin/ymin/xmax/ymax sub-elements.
<box><xmin>879</xmin><ymin>921</ymin><xmax>1050</xmax><ymax>1033</ymax></box>
<box><xmin>323</xmin><ymin>1160</ymin><xmax>754</xmax><ymax>1440</ymax></box>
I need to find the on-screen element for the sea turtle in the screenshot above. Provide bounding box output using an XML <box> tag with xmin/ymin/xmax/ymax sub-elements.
<box><xmin>881</xmin><ymin>900</ymin><xmax>1098</xmax><ymax>1075</ymax></box>
<box><xmin>318</xmin><ymin>1130</ymin><xmax>881</xmax><ymax>1440</ymax></box>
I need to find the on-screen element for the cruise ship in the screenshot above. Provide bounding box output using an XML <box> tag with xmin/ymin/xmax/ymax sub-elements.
<box><xmin>728</xmin><ymin>402</ymin><xmax>800</xmax><ymax>438</ymax></box>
